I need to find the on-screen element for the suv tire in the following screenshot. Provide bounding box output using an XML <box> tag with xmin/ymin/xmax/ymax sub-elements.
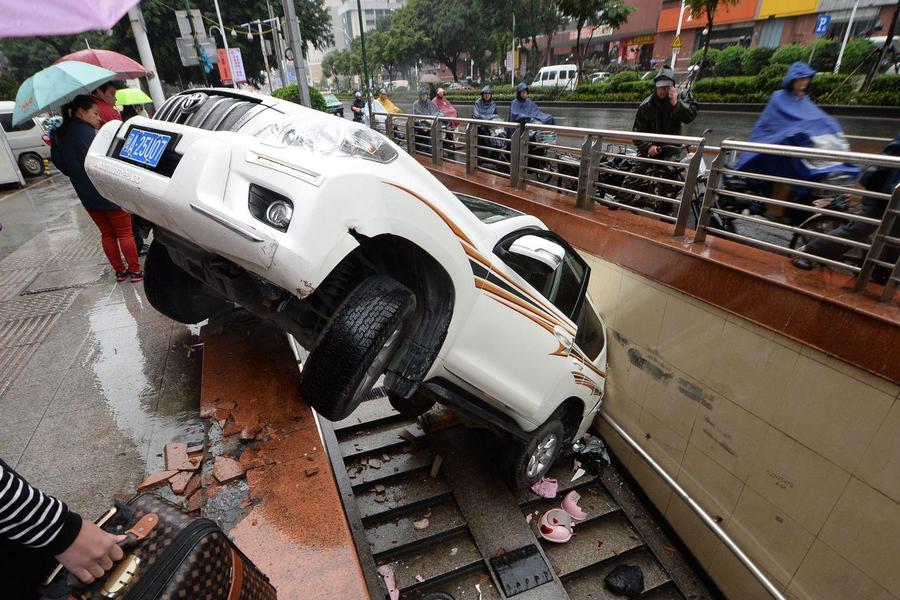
<box><xmin>301</xmin><ymin>276</ymin><xmax>416</xmax><ymax>422</ymax></box>
<box><xmin>387</xmin><ymin>390</ymin><xmax>435</xmax><ymax>418</ymax></box>
<box><xmin>144</xmin><ymin>240</ymin><xmax>228</xmax><ymax>324</ymax></box>
<box><xmin>18</xmin><ymin>152</ymin><xmax>43</xmax><ymax>177</ymax></box>
<box><xmin>509</xmin><ymin>416</ymin><xmax>566</xmax><ymax>489</ymax></box>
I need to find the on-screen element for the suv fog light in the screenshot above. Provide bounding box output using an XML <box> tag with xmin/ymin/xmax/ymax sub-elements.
<box><xmin>265</xmin><ymin>200</ymin><xmax>293</xmax><ymax>228</ymax></box>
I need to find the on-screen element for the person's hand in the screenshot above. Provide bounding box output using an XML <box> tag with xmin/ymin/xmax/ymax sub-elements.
<box><xmin>669</xmin><ymin>87</ymin><xmax>678</xmax><ymax>106</ymax></box>
<box><xmin>648</xmin><ymin>145</ymin><xmax>660</xmax><ymax>157</ymax></box>
<box><xmin>54</xmin><ymin>519</ymin><xmax>127</xmax><ymax>584</ymax></box>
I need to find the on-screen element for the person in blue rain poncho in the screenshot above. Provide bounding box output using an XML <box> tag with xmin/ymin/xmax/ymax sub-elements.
<box><xmin>473</xmin><ymin>86</ymin><xmax>497</xmax><ymax>120</ymax></box>
<box><xmin>509</xmin><ymin>83</ymin><xmax>555</xmax><ymax>125</ymax></box>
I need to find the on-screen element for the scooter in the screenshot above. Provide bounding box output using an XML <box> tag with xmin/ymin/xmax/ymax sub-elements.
<box><xmin>476</xmin><ymin>118</ymin><xmax>512</xmax><ymax>173</ymax></box>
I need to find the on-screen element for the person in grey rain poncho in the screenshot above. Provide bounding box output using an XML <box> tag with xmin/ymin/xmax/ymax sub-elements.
<box><xmin>509</xmin><ymin>83</ymin><xmax>554</xmax><ymax>125</ymax></box>
<box><xmin>413</xmin><ymin>87</ymin><xmax>441</xmax><ymax>117</ymax></box>
<box><xmin>473</xmin><ymin>85</ymin><xmax>498</xmax><ymax>120</ymax></box>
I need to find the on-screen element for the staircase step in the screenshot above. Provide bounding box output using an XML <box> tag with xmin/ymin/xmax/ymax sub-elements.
<box><xmin>333</xmin><ymin>396</ymin><xmax>400</xmax><ymax>432</ymax></box>
<box><xmin>402</xmin><ymin>566</ymin><xmax>503</xmax><ymax>600</ymax></box>
<box><xmin>515</xmin><ymin>459</ymin><xmax>598</xmax><ymax>505</ymax></box>
<box><xmin>367</xmin><ymin>498</ymin><xmax>467</xmax><ymax>558</ymax></box>
<box><xmin>346</xmin><ymin>445</ymin><xmax>434</xmax><ymax>488</ymax></box>
<box><xmin>521</xmin><ymin>482</ymin><xmax>620</xmax><ymax>526</ymax></box>
<box><xmin>562</xmin><ymin>547</ymin><xmax>674</xmax><ymax>599</ymax></box>
<box><xmin>382</xmin><ymin>530</ymin><xmax>482</xmax><ymax>591</ymax></box>
<box><xmin>357</xmin><ymin>471</ymin><xmax>451</xmax><ymax>521</ymax></box>
<box><xmin>540</xmin><ymin>511</ymin><xmax>643</xmax><ymax>578</ymax></box>
<box><xmin>338</xmin><ymin>421</ymin><xmax>424</xmax><ymax>458</ymax></box>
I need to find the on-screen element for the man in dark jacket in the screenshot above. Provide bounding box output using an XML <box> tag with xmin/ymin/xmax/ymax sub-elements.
<box><xmin>351</xmin><ymin>91</ymin><xmax>365</xmax><ymax>122</ymax></box>
<box><xmin>793</xmin><ymin>132</ymin><xmax>900</xmax><ymax>280</ymax></box>
<box><xmin>632</xmin><ymin>66</ymin><xmax>698</xmax><ymax>157</ymax></box>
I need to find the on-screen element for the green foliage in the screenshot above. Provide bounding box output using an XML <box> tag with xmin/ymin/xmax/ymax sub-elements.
<box><xmin>839</xmin><ymin>37</ymin><xmax>875</xmax><ymax>74</ymax></box>
<box><xmin>271</xmin><ymin>84</ymin><xmax>327</xmax><ymax>112</ymax></box>
<box><xmin>690</xmin><ymin>47</ymin><xmax>721</xmax><ymax>77</ymax></box>
<box><xmin>693</xmin><ymin>75</ymin><xmax>757</xmax><ymax>95</ymax></box>
<box><xmin>606</xmin><ymin>70</ymin><xmax>639</xmax><ymax>90</ymax></box>
<box><xmin>810</xmin><ymin>73</ymin><xmax>856</xmax><ymax>99</ymax></box>
<box><xmin>740</xmin><ymin>47</ymin><xmax>773</xmax><ymax>75</ymax></box>
<box><xmin>557</xmin><ymin>0</ymin><xmax>635</xmax><ymax>83</ymax></box>
<box><xmin>770</xmin><ymin>44</ymin><xmax>805</xmax><ymax>65</ymax></box>
<box><xmin>614</xmin><ymin>80</ymin><xmax>653</xmax><ymax>95</ymax></box>
<box><xmin>0</xmin><ymin>72</ymin><xmax>18</xmax><ymax>100</ymax></box>
<box><xmin>808</xmin><ymin>39</ymin><xmax>838</xmax><ymax>72</ymax></box>
<box><xmin>869</xmin><ymin>74</ymin><xmax>900</xmax><ymax>94</ymax></box>
<box><xmin>715</xmin><ymin>45</ymin><xmax>746</xmax><ymax>76</ymax></box>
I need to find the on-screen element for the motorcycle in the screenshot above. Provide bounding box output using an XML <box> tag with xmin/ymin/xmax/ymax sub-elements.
<box><xmin>476</xmin><ymin>118</ymin><xmax>512</xmax><ymax>173</ymax></box>
<box><xmin>524</xmin><ymin>126</ymin><xmax>557</xmax><ymax>184</ymax></box>
<box><xmin>610</xmin><ymin>144</ymin><xmax>686</xmax><ymax>217</ymax></box>
<box><xmin>788</xmin><ymin>194</ymin><xmax>867</xmax><ymax>268</ymax></box>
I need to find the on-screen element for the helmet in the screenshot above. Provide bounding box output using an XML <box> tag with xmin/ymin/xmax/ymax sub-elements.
<box><xmin>480</xmin><ymin>85</ymin><xmax>492</xmax><ymax>95</ymax></box>
<box><xmin>354</xmin><ymin>91</ymin><xmax>361</xmax><ymax>98</ymax></box>
<box><xmin>418</xmin><ymin>86</ymin><xmax>428</xmax><ymax>95</ymax></box>
<box><xmin>515</xmin><ymin>82</ymin><xmax>528</xmax><ymax>95</ymax></box>
<box><xmin>379</xmin><ymin>88</ymin><xmax>386</xmax><ymax>95</ymax></box>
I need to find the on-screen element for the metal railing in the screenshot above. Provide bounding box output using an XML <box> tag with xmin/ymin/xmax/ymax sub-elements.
<box><xmin>379</xmin><ymin>113</ymin><xmax>898</xmax><ymax>302</ymax></box>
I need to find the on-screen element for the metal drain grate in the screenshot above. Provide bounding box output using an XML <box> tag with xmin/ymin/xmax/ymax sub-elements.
<box><xmin>45</xmin><ymin>233</ymin><xmax>105</xmax><ymax>264</ymax></box>
<box><xmin>0</xmin><ymin>289</ymin><xmax>79</xmax><ymax>323</ymax></box>
<box><xmin>0</xmin><ymin>269</ymin><xmax>38</xmax><ymax>301</ymax></box>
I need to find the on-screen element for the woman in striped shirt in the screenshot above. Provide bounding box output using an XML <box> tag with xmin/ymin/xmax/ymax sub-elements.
<box><xmin>0</xmin><ymin>458</ymin><xmax>126</xmax><ymax>598</ymax></box>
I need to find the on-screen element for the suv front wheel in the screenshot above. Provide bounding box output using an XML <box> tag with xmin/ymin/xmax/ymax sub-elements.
<box><xmin>301</xmin><ymin>276</ymin><xmax>416</xmax><ymax>421</ymax></box>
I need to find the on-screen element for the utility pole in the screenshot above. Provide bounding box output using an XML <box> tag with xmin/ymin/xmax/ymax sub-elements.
<box><xmin>212</xmin><ymin>0</ymin><xmax>239</xmax><ymax>89</ymax></box>
<box><xmin>511</xmin><ymin>12</ymin><xmax>516</xmax><ymax>86</ymax></box>
<box><xmin>282</xmin><ymin>0</ymin><xmax>311</xmax><ymax>106</ymax></box>
<box><xmin>184</xmin><ymin>0</ymin><xmax>209</xmax><ymax>85</ymax></box>
<box><xmin>671</xmin><ymin>0</ymin><xmax>687</xmax><ymax>69</ymax></box>
<box><xmin>256</xmin><ymin>20</ymin><xmax>272</xmax><ymax>91</ymax></box>
<box><xmin>865</xmin><ymin>0</ymin><xmax>900</xmax><ymax>89</ymax></box>
<box><xmin>127</xmin><ymin>5</ymin><xmax>166</xmax><ymax>109</ymax></box>
<box><xmin>356</xmin><ymin>0</ymin><xmax>374</xmax><ymax>122</ymax></box>
<box><xmin>834</xmin><ymin>0</ymin><xmax>860</xmax><ymax>74</ymax></box>
<box><xmin>266</xmin><ymin>0</ymin><xmax>288</xmax><ymax>88</ymax></box>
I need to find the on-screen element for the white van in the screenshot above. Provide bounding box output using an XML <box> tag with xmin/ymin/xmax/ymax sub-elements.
<box><xmin>0</xmin><ymin>101</ymin><xmax>49</xmax><ymax>177</ymax></box>
<box><xmin>530</xmin><ymin>65</ymin><xmax>579</xmax><ymax>90</ymax></box>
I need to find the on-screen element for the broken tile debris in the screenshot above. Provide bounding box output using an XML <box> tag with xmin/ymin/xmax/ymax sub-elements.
<box><xmin>213</xmin><ymin>456</ymin><xmax>245</xmax><ymax>484</ymax></box>
<box><xmin>138</xmin><ymin>470</ymin><xmax>177</xmax><ymax>492</ymax></box>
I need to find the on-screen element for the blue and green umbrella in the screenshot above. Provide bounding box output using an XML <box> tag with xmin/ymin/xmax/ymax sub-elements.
<box><xmin>13</xmin><ymin>62</ymin><xmax>117</xmax><ymax>126</ymax></box>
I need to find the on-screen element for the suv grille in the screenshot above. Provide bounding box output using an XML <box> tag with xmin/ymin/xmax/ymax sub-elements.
<box><xmin>155</xmin><ymin>91</ymin><xmax>263</xmax><ymax>132</ymax></box>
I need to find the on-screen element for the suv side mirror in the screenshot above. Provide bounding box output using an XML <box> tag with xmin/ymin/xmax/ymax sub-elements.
<box><xmin>506</xmin><ymin>235</ymin><xmax>565</xmax><ymax>274</ymax></box>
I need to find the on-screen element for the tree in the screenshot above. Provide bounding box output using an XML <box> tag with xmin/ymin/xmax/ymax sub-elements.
<box><xmin>0</xmin><ymin>31</ymin><xmax>110</xmax><ymax>84</ymax></box>
<box><xmin>557</xmin><ymin>0</ymin><xmax>633</xmax><ymax>84</ymax></box>
<box><xmin>517</xmin><ymin>0</ymin><xmax>566</xmax><ymax>72</ymax></box>
<box><xmin>404</xmin><ymin>0</ymin><xmax>475</xmax><ymax>81</ymax></box>
<box><xmin>687</xmin><ymin>0</ymin><xmax>741</xmax><ymax>78</ymax></box>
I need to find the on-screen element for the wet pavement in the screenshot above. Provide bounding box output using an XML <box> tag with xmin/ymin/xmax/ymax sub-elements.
<box><xmin>0</xmin><ymin>176</ymin><xmax>204</xmax><ymax>520</ymax></box>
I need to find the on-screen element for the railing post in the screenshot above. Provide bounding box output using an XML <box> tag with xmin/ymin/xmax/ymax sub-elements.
<box><xmin>385</xmin><ymin>113</ymin><xmax>393</xmax><ymax>142</ymax></box>
<box><xmin>431</xmin><ymin>118</ymin><xmax>442</xmax><ymax>166</ymax></box>
<box><xmin>692</xmin><ymin>148</ymin><xmax>726</xmax><ymax>244</ymax></box>
<box><xmin>516</xmin><ymin>124</ymin><xmax>529</xmax><ymax>190</ymax></box>
<box><xmin>575</xmin><ymin>134</ymin><xmax>594</xmax><ymax>210</ymax></box>
<box><xmin>853</xmin><ymin>183</ymin><xmax>900</xmax><ymax>297</ymax></box>
<box><xmin>674</xmin><ymin>140</ymin><xmax>706</xmax><ymax>237</ymax></box>
<box><xmin>509</xmin><ymin>127</ymin><xmax>522</xmax><ymax>188</ymax></box>
<box><xmin>465</xmin><ymin>123</ymin><xmax>476</xmax><ymax>176</ymax></box>
<box><xmin>589</xmin><ymin>136</ymin><xmax>606</xmax><ymax>204</ymax></box>
<box><xmin>405</xmin><ymin>118</ymin><xmax>415</xmax><ymax>155</ymax></box>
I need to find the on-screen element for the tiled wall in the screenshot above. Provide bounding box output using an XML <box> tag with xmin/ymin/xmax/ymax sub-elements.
<box><xmin>581</xmin><ymin>250</ymin><xmax>900</xmax><ymax>600</ymax></box>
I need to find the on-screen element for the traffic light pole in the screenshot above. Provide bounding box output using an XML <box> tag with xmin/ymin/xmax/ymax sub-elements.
<box><xmin>127</xmin><ymin>5</ymin><xmax>166</xmax><ymax>109</ymax></box>
<box><xmin>356</xmin><ymin>0</ymin><xmax>374</xmax><ymax>121</ymax></box>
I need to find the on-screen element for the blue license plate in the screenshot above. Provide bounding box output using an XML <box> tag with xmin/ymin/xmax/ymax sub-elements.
<box><xmin>119</xmin><ymin>128</ymin><xmax>172</xmax><ymax>168</ymax></box>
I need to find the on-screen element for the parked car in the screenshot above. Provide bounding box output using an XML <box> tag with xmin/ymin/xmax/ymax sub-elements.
<box><xmin>530</xmin><ymin>65</ymin><xmax>578</xmax><ymax>90</ymax></box>
<box><xmin>0</xmin><ymin>101</ymin><xmax>49</xmax><ymax>177</ymax></box>
<box><xmin>448</xmin><ymin>82</ymin><xmax>473</xmax><ymax>91</ymax></box>
<box><xmin>322</xmin><ymin>93</ymin><xmax>343</xmax><ymax>118</ymax></box>
<box><xmin>84</xmin><ymin>88</ymin><xmax>608</xmax><ymax>488</ymax></box>
<box><xmin>590</xmin><ymin>72</ymin><xmax>611</xmax><ymax>84</ymax></box>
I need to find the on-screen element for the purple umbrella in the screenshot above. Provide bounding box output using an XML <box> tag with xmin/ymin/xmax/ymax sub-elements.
<box><xmin>0</xmin><ymin>1</ymin><xmax>138</xmax><ymax>38</ymax></box>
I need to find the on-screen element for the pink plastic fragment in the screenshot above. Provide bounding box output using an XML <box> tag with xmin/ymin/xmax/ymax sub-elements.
<box><xmin>573</xmin><ymin>459</ymin><xmax>581</xmax><ymax>470</ymax></box>
<box><xmin>378</xmin><ymin>565</ymin><xmax>400</xmax><ymax>600</ymax></box>
<box><xmin>530</xmin><ymin>476</ymin><xmax>558</xmax><ymax>498</ymax></box>
<box><xmin>415</xmin><ymin>575</ymin><xmax>425</xmax><ymax>582</ymax></box>
<box><xmin>525</xmin><ymin>513</ymin><xmax>533</xmax><ymax>523</ymax></box>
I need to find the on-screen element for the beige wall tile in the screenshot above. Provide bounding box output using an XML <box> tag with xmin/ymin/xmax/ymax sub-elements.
<box><xmin>627</xmin><ymin>450</ymin><xmax>674</xmax><ymax>513</ymax></box>
<box><xmin>639</xmin><ymin>409</ymin><xmax>688</xmax><ymax>473</ymax></box>
<box><xmin>582</xmin><ymin>254</ymin><xmax>622</xmax><ymax>330</ymax></box>
<box><xmin>725</xmin><ymin>313</ymin><xmax>804</xmax><ymax>354</ymax></box>
<box><xmin>746</xmin><ymin>427</ymin><xmax>850</xmax><ymax>535</ymax></box>
<box><xmin>801</xmin><ymin>346</ymin><xmax>900</xmax><ymax>398</ymax></box>
<box><xmin>677</xmin><ymin>444</ymin><xmax>745</xmax><ymax>519</ymax></box>
<box><xmin>773</xmin><ymin>355</ymin><xmax>894</xmax><ymax>473</ymax></box>
<box><xmin>596</xmin><ymin>417</ymin><xmax>635</xmax><ymax>466</ymax></box>
<box><xmin>640</xmin><ymin>367</ymin><xmax>703</xmax><ymax>441</ymax></box>
<box><xmin>665</xmin><ymin>493</ymin><xmax>725</xmax><ymax>570</ymax></box>
<box><xmin>706</xmin><ymin>320</ymin><xmax>800</xmax><ymax>422</ymax></box>
<box><xmin>722</xmin><ymin>487</ymin><xmax>815</xmax><ymax>587</ymax></box>
<box><xmin>614</xmin><ymin>273</ymin><xmax>667</xmax><ymax>350</ymax></box>
<box><xmin>656</xmin><ymin>293</ymin><xmax>725</xmax><ymax>382</ymax></box>
<box><xmin>788</xmin><ymin>540</ymin><xmax>893</xmax><ymax>600</ymax></box>
<box><xmin>688</xmin><ymin>392</ymin><xmax>769</xmax><ymax>481</ymax></box>
<box><xmin>708</xmin><ymin>537</ymin><xmax>787</xmax><ymax>600</ymax></box>
<box><xmin>856</xmin><ymin>400</ymin><xmax>900</xmax><ymax>503</ymax></box>
<box><xmin>606</xmin><ymin>331</ymin><xmax>651</xmax><ymax>407</ymax></box>
<box><xmin>819</xmin><ymin>478</ymin><xmax>900</xmax><ymax>596</ymax></box>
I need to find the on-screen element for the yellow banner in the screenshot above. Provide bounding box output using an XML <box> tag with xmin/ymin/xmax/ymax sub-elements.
<box><xmin>758</xmin><ymin>0</ymin><xmax>818</xmax><ymax>18</ymax></box>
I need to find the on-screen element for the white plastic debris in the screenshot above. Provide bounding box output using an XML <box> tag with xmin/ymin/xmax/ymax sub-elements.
<box><xmin>571</xmin><ymin>468</ymin><xmax>586</xmax><ymax>482</ymax></box>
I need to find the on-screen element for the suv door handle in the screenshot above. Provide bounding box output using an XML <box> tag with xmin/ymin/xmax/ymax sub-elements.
<box><xmin>554</xmin><ymin>326</ymin><xmax>574</xmax><ymax>351</ymax></box>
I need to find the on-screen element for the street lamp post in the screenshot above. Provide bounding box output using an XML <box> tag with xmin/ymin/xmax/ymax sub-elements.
<box><xmin>256</xmin><ymin>20</ymin><xmax>272</xmax><ymax>90</ymax></box>
<box><xmin>212</xmin><ymin>0</ymin><xmax>239</xmax><ymax>88</ymax></box>
<box><xmin>671</xmin><ymin>0</ymin><xmax>689</xmax><ymax>69</ymax></box>
<box><xmin>356</xmin><ymin>0</ymin><xmax>374</xmax><ymax>122</ymax></box>
<box><xmin>835</xmin><ymin>0</ymin><xmax>861</xmax><ymax>74</ymax></box>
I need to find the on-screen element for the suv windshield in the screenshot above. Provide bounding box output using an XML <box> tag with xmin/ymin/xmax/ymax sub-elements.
<box><xmin>454</xmin><ymin>193</ymin><xmax>522</xmax><ymax>224</ymax></box>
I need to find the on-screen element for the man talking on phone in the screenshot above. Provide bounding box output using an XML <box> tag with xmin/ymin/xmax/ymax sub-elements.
<box><xmin>632</xmin><ymin>66</ymin><xmax>698</xmax><ymax>158</ymax></box>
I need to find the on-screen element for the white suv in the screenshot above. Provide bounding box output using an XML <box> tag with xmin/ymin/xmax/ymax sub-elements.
<box><xmin>85</xmin><ymin>89</ymin><xmax>608</xmax><ymax>487</ymax></box>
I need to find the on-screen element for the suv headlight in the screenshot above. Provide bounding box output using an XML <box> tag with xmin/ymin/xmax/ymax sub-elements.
<box><xmin>253</xmin><ymin>116</ymin><xmax>397</xmax><ymax>164</ymax></box>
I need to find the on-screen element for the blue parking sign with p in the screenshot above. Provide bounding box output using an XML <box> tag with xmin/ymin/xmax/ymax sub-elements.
<box><xmin>814</xmin><ymin>14</ymin><xmax>831</xmax><ymax>36</ymax></box>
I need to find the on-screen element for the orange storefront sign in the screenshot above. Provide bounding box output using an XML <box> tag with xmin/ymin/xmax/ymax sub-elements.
<box><xmin>658</xmin><ymin>0</ymin><xmax>760</xmax><ymax>32</ymax></box>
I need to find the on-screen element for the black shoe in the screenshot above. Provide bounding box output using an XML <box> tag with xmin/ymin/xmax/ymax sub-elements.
<box><xmin>792</xmin><ymin>258</ymin><xmax>812</xmax><ymax>271</ymax></box>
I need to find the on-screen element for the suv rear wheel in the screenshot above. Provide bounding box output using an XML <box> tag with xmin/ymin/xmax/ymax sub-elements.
<box><xmin>508</xmin><ymin>415</ymin><xmax>566</xmax><ymax>489</ymax></box>
<box><xmin>301</xmin><ymin>276</ymin><xmax>416</xmax><ymax>422</ymax></box>
<box><xmin>144</xmin><ymin>240</ymin><xmax>229</xmax><ymax>324</ymax></box>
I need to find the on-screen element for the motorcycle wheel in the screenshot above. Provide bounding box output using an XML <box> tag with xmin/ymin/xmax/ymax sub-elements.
<box><xmin>790</xmin><ymin>215</ymin><xmax>863</xmax><ymax>267</ymax></box>
<box><xmin>533</xmin><ymin>159</ymin><xmax>557</xmax><ymax>184</ymax></box>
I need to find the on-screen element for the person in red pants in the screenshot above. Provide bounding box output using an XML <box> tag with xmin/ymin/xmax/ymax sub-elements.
<box><xmin>50</xmin><ymin>95</ymin><xmax>142</xmax><ymax>282</ymax></box>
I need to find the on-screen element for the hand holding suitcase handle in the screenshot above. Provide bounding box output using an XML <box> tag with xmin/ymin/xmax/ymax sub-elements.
<box><xmin>41</xmin><ymin>507</ymin><xmax>160</xmax><ymax>599</ymax></box>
